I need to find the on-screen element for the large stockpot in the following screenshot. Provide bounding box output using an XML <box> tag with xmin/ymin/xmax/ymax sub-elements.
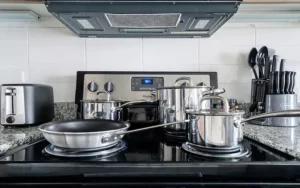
<box><xmin>186</xmin><ymin>95</ymin><xmax>300</xmax><ymax>148</ymax></box>
<box><xmin>156</xmin><ymin>77</ymin><xmax>224</xmax><ymax>132</ymax></box>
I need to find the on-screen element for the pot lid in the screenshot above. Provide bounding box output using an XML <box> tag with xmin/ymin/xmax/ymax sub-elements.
<box><xmin>186</xmin><ymin>109</ymin><xmax>245</xmax><ymax>116</ymax></box>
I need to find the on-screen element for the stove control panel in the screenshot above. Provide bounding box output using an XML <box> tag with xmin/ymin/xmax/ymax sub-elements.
<box><xmin>131</xmin><ymin>77</ymin><xmax>164</xmax><ymax>91</ymax></box>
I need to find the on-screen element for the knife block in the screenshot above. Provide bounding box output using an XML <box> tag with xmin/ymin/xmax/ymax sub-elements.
<box><xmin>250</xmin><ymin>94</ymin><xmax>299</xmax><ymax>127</ymax></box>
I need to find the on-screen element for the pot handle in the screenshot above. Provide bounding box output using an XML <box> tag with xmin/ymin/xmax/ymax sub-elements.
<box><xmin>96</xmin><ymin>91</ymin><xmax>110</xmax><ymax>101</ymax></box>
<box><xmin>175</xmin><ymin>77</ymin><xmax>193</xmax><ymax>86</ymax></box>
<box><xmin>199</xmin><ymin>95</ymin><xmax>229</xmax><ymax>112</ymax></box>
<box><xmin>240</xmin><ymin>110</ymin><xmax>300</xmax><ymax>124</ymax></box>
<box><xmin>111</xmin><ymin>100</ymin><xmax>156</xmax><ymax>112</ymax></box>
<box><xmin>202</xmin><ymin>88</ymin><xmax>226</xmax><ymax>97</ymax></box>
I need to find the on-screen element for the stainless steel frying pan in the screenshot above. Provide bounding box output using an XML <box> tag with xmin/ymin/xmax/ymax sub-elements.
<box><xmin>38</xmin><ymin>119</ymin><xmax>187</xmax><ymax>149</ymax></box>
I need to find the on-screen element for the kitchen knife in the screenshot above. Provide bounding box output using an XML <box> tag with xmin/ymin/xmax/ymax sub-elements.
<box><xmin>268</xmin><ymin>72</ymin><xmax>275</xmax><ymax>94</ymax></box>
<box><xmin>292</xmin><ymin>72</ymin><xmax>296</xmax><ymax>94</ymax></box>
<box><xmin>279</xmin><ymin>71</ymin><xmax>286</xmax><ymax>94</ymax></box>
<box><xmin>285</xmin><ymin>71</ymin><xmax>291</xmax><ymax>94</ymax></box>
<box><xmin>280</xmin><ymin>59</ymin><xmax>286</xmax><ymax>72</ymax></box>
<box><xmin>289</xmin><ymin>72</ymin><xmax>295</xmax><ymax>94</ymax></box>
<box><xmin>272</xmin><ymin>55</ymin><xmax>279</xmax><ymax>72</ymax></box>
<box><xmin>264</xmin><ymin>56</ymin><xmax>270</xmax><ymax>79</ymax></box>
<box><xmin>274</xmin><ymin>71</ymin><xmax>280</xmax><ymax>94</ymax></box>
<box><xmin>258</xmin><ymin>57</ymin><xmax>264</xmax><ymax>79</ymax></box>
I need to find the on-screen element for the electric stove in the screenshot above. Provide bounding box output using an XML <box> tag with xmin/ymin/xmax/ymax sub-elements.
<box><xmin>0</xmin><ymin>128</ymin><xmax>300</xmax><ymax>187</ymax></box>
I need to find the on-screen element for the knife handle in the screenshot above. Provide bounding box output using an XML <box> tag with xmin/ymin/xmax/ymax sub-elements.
<box><xmin>264</xmin><ymin>57</ymin><xmax>270</xmax><ymax>79</ymax></box>
<box><xmin>274</xmin><ymin>71</ymin><xmax>280</xmax><ymax>94</ymax></box>
<box><xmin>292</xmin><ymin>72</ymin><xmax>296</xmax><ymax>94</ymax></box>
<box><xmin>289</xmin><ymin>72</ymin><xmax>295</xmax><ymax>94</ymax></box>
<box><xmin>280</xmin><ymin>59</ymin><xmax>286</xmax><ymax>72</ymax></box>
<box><xmin>279</xmin><ymin>71</ymin><xmax>286</xmax><ymax>94</ymax></box>
<box><xmin>268</xmin><ymin>72</ymin><xmax>275</xmax><ymax>94</ymax></box>
<box><xmin>272</xmin><ymin>55</ymin><xmax>279</xmax><ymax>72</ymax></box>
<box><xmin>285</xmin><ymin>71</ymin><xmax>291</xmax><ymax>94</ymax></box>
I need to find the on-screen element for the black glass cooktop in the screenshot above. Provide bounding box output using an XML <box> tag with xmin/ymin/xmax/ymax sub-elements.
<box><xmin>2</xmin><ymin>128</ymin><xmax>295</xmax><ymax>163</ymax></box>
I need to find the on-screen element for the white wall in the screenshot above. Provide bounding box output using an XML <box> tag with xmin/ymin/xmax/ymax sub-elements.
<box><xmin>1</xmin><ymin>19</ymin><xmax>300</xmax><ymax>103</ymax></box>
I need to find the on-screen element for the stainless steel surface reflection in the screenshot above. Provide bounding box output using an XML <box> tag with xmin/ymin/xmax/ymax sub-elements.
<box><xmin>157</xmin><ymin>86</ymin><xmax>212</xmax><ymax>132</ymax></box>
<box><xmin>159</xmin><ymin>139</ymin><xmax>187</xmax><ymax>162</ymax></box>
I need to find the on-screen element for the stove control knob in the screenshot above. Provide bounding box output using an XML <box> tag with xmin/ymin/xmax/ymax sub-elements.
<box><xmin>87</xmin><ymin>81</ymin><xmax>98</xmax><ymax>92</ymax></box>
<box><xmin>104</xmin><ymin>82</ymin><xmax>114</xmax><ymax>93</ymax></box>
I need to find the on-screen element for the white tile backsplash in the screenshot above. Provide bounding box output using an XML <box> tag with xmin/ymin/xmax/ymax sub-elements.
<box><xmin>49</xmin><ymin>83</ymin><xmax>76</xmax><ymax>102</ymax></box>
<box><xmin>29</xmin><ymin>28</ymin><xmax>85</xmax><ymax>65</ymax></box>
<box><xmin>0</xmin><ymin>65</ymin><xmax>29</xmax><ymax>85</ymax></box>
<box><xmin>86</xmin><ymin>38</ymin><xmax>142</xmax><ymax>71</ymax></box>
<box><xmin>1</xmin><ymin>26</ymin><xmax>300</xmax><ymax>102</ymax></box>
<box><xmin>0</xmin><ymin>28</ymin><xmax>28</xmax><ymax>66</ymax></box>
<box><xmin>143</xmin><ymin>39</ymin><xmax>198</xmax><ymax>71</ymax></box>
<box><xmin>29</xmin><ymin>63</ymin><xmax>84</xmax><ymax>83</ymax></box>
<box><xmin>256</xmin><ymin>28</ymin><xmax>300</xmax><ymax>46</ymax></box>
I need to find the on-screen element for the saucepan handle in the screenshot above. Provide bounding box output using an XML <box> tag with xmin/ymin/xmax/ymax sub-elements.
<box><xmin>199</xmin><ymin>95</ymin><xmax>229</xmax><ymax>113</ymax></box>
<box><xmin>239</xmin><ymin>110</ymin><xmax>300</xmax><ymax>125</ymax></box>
<box><xmin>175</xmin><ymin>77</ymin><xmax>193</xmax><ymax>86</ymax></box>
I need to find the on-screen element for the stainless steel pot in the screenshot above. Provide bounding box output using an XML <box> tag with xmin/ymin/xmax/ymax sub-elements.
<box><xmin>157</xmin><ymin>77</ymin><xmax>225</xmax><ymax>132</ymax></box>
<box><xmin>81</xmin><ymin>91</ymin><xmax>153</xmax><ymax>120</ymax></box>
<box><xmin>186</xmin><ymin>95</ymin><xmax>300</xmax><ymax>148</ymax></box>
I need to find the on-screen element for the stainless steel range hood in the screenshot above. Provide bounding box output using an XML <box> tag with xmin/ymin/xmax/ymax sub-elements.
<box><xmin>44</xmin><ymin>0</ymin><xmax>242</xmax><ymax>38</ymax></box>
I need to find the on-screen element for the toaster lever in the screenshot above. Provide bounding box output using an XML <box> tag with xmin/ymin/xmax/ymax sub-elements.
<box><xmin>5</xmin><ymin>88</ymin><xmax>16</xmax><ymax>115</ymax></box>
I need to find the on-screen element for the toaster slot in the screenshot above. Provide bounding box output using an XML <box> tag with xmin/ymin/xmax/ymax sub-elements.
<box><xmin>5</xmin><ymin>88</ymin><xmax>16</xmax><ymax>115</ymax></box>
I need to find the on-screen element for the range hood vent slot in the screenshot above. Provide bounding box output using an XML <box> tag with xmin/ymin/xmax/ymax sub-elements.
<box><xmin>105</xmin><ymin>13</ymin><xmax>181</xmax><ymax>28</ymax></box>
<box><xmin>119</xmin><ymin>28</ymin><xmax>168</xmax><ymax>33</ymax></box>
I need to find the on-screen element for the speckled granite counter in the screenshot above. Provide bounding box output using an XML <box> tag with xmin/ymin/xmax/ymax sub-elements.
<box><xmin>0</xmin><ymin>102</ymin><xmax>77</xmax><ymax>157</ymax></box>
<box><xmin>244</xmin><ymin>123</ymin><xmax>300</xmax><ymax>159</ymax></box>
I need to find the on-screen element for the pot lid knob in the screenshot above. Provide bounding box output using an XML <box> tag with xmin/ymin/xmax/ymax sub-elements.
<box><xmin>104</xmin><ymin>81</ymin><xmax>114</xmax><ymax>93</ymax></box>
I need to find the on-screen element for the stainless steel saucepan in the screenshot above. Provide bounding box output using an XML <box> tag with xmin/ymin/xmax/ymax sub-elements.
<box><xmin>186</xmin><ymin>95</ymin><xmax>300</xmax><ymax>148</ymax></box>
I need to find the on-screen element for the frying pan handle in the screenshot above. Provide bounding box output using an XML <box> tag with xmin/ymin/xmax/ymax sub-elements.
<box><xmin>101</xmin><ymin>120</ymin><xmax>189</xmax><ymax>144</ymax></box>
<box><xmin>234</xmin><ymin>110</ymin><xmax>300</xmax><ymax>127</ymax></box>
<box><xmin>199</xmin><ymin>95</ymin><xmax>229</xmax><ymax>113</ymax></box>
<box><xmin>175</xmin><ymin>77</ymin><xmax>193</xmax><ymax>86</ymax></box>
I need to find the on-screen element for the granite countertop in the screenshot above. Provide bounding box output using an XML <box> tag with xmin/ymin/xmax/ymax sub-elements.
<box><xmin>0</xmin><ymin>126</ymin><xmax>43</xmax><ymax>156</ymax></box>
<box><xmin>244</xmin><ymin>123</ymin><xmax>300</xmax><ymax>159</ymax></box>
<box><xmin>0</xmin><ymin>102</ymin><xmax>77</xmax><ymax>157</ymax></box>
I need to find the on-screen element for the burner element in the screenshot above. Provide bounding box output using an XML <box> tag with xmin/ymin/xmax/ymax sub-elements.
<box><xmin>44</xmin><ymin>140</ymin><xmax>126</xmax><ymax>158</ymax></box>
<box><xmin>182</xmin><ymin>142</ymin><xmax>251</xmax><ymax>159</ymax></box>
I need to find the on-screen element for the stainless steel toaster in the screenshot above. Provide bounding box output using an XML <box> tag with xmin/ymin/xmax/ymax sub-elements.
<box><xmin>0</xmin><ymin>84</ymin><xmax>54</xmax><ymax>126</ymax></box>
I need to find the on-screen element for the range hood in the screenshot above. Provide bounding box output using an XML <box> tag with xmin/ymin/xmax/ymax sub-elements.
<box><xmin>44</xmin><ymin>0</ymin><xmax>242</xmax><ymax>38</ymax></box>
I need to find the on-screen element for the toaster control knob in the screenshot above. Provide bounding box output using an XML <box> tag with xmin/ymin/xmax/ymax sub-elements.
<box><xmin>104</xmin><ymin>82</ymin><xmax>114</xmax><ymax>92</ymax></box>
<box><xmin>6</xmin><ymin>116</ymin><xmax>15</xmax><ymax>124</ymax></box>
<box><xmin>87</xmin><ymin>81</ymin><xmax>98</xmax><ymax>92</ymax></box>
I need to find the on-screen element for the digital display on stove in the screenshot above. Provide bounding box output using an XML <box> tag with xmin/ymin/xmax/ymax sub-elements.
<box><xmin>141</xmin><ymin>79</ymin><xmax>153</xmax><ymax>85</ymax></box>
